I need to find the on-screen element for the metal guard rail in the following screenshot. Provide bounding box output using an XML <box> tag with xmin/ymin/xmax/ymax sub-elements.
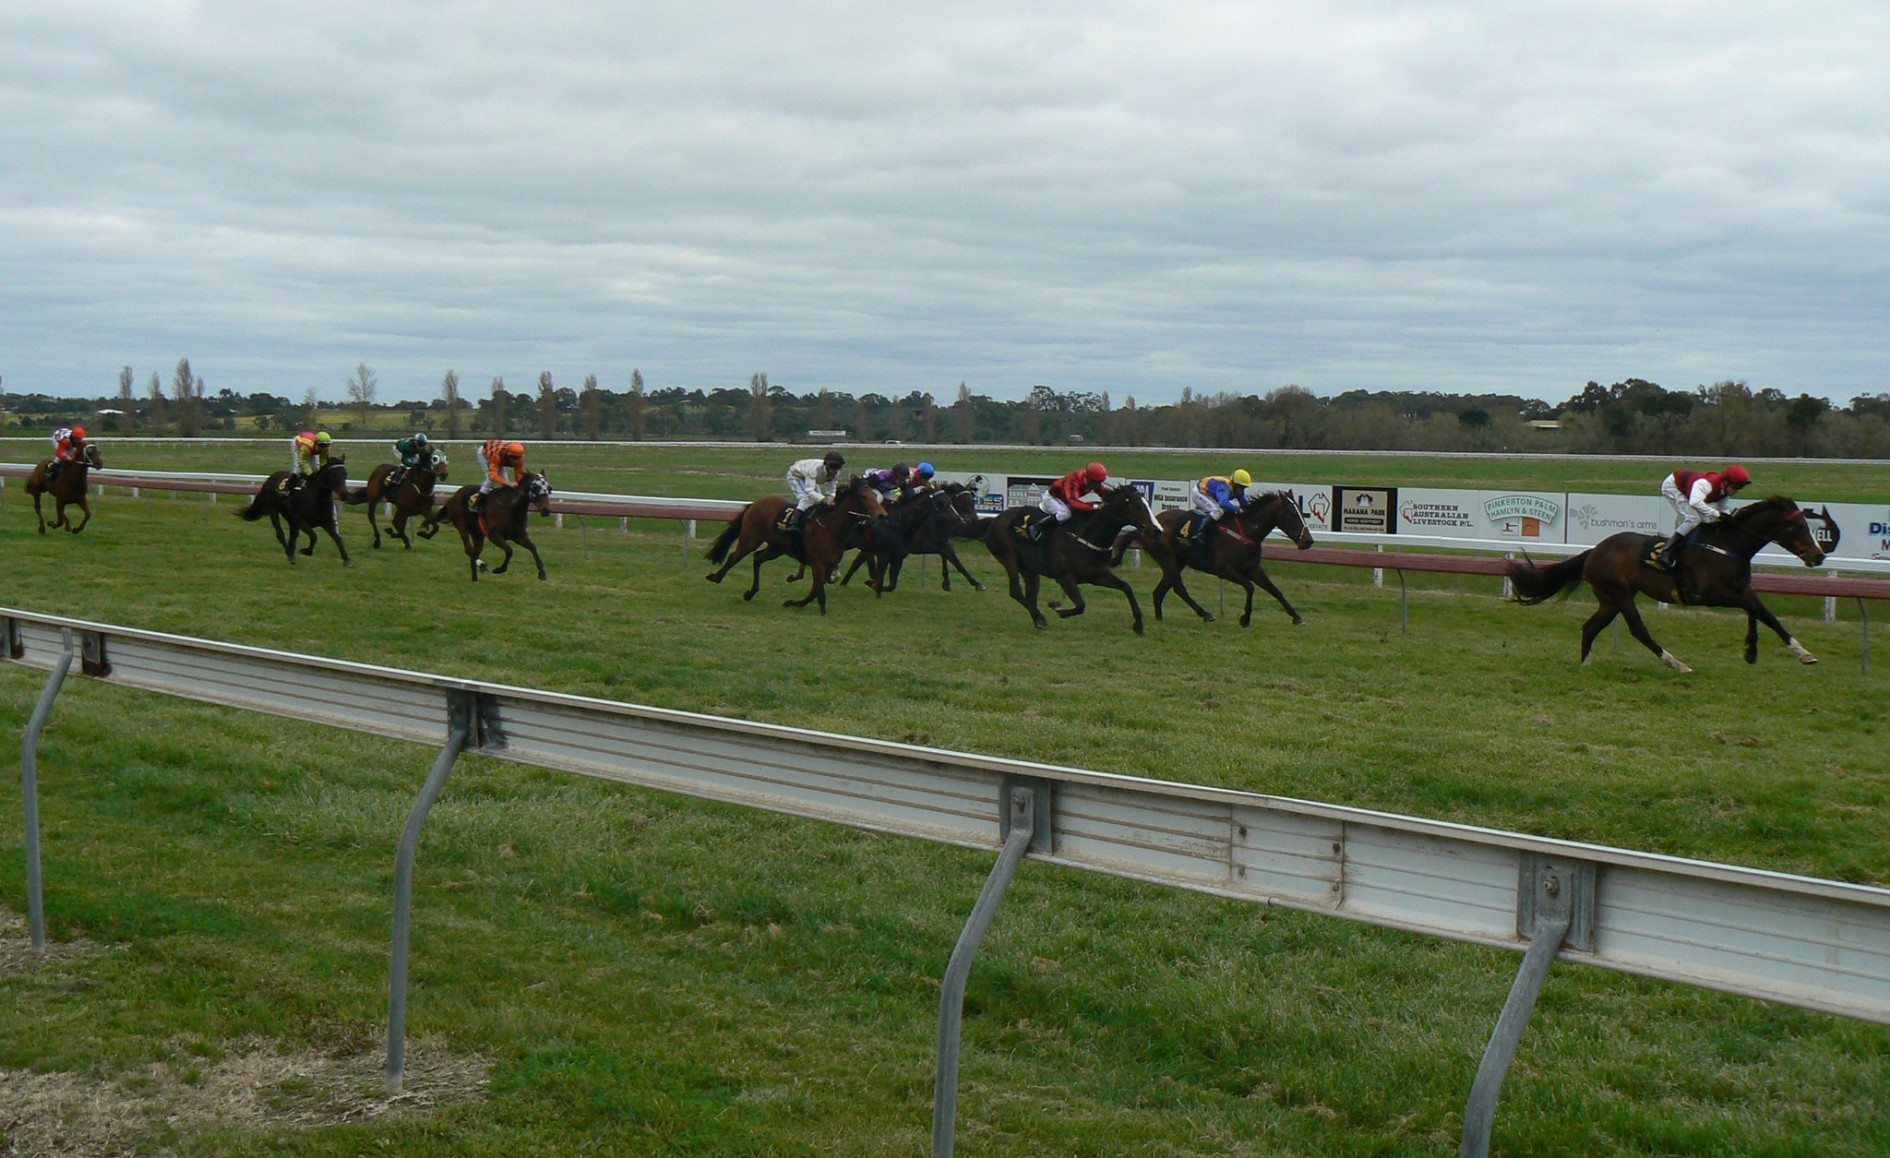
<box><xmin>7</xmin><ymin>608</ymin><xmax>1890</xmax><ymax>1155</ymax></box>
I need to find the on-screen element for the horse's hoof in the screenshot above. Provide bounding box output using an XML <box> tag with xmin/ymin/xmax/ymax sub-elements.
<box><xmin>1799</xmin><ymin>653</ymin><xmax>1819</xmax><ymax>665</ymax></box>
<box><xmin>342</xmin><ymin>560</ymin><xmax>353</xmax><ymax>569</ymax></box>
<box><xmin>1201</xmin><ymin>614</ymin><xmax>1217</xmax><ymax>624</ymax></box>
<box><xmin>706</xmin><ymin>572</ymin><xmax>724</xmax><ymax>583</ymax></box>
<box><xmin>743</xmin><ymin>590</ymin><xmax>757</xmax><ymax>602</ymax></box>
<box><xmin>1133</xmin><ymin>623</ymin><xmax>1145</xmax><ymax>635</ymax></box>
<box><xmin>1291</xmin><ymin>617</ymin><xmax>1306</xmax><ymax>626</ymax></box>
<box><xmin>1661</xmin><ymin>652</ymin><xmax>1692</xmax><ymax>673</ymax></box>
<box><xmin>972</xmin><ymin>583</ymin><xmax>986</xmax><ymax>592</ymax></box>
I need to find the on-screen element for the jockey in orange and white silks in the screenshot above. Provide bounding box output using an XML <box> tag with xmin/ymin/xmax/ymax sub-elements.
<box><xmin>1657</xmin><ymin>464</ymin><xmax>1750</xmax><ymax>569</ymax></box>
<box><xmin>292</xmin><ymin>430</ymin><xmax>332</xmax><ymax>476</ymax></box>
<box><xmin>787</xmin><ymin>451</ymin><xmax>846</xmax><ymax>513</ymax></box>
<box><xmin>477</xmin><ymin>440</ymin><xmax>526</xmax><ymax>496</ymax></box>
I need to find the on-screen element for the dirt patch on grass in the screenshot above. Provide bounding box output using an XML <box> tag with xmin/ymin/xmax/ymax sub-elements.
<box><xmin>0</xmin><ymin>910</ymin><xmax>105</xmax><ymax>976</ymax></box>
<box><xmin>2</xmin><ymin>911</ymin><xmax>489</xmax><ymax>1154</ymax></box>
<box><xmin>1</xmin><ymin>1036</ymin><xmax>490</xmax><ymax>1156</ymax></box>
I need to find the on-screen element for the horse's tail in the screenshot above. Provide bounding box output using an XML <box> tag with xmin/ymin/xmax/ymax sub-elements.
<box><xmin>705</xmin><ymin>510</ymin><xmax>745</xmax><ymax>564</ymax></box>
<box><xmin>343</xmin><ymin>486</ymin><xmax>371</xmax><ymax>506</ymax></box>
<box><xmin>235</xmin><ymin>493</ymin><xmax>271</xmax><ymax>521</ymax></box>
<box><xmin>1503</xmin><ymin>551</ymin><xmax>1590</xmax><ymax>605</ymax></box>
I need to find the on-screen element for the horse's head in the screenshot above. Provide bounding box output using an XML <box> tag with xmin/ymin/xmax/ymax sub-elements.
<box><xmin>319</xmin><ymin>458</ymin><xmax>350</xmax><ymax>497</ymax></box>
<box><xmin>1102</xmin><ymin>483</ymin><xmax>1159</xmax><ymax>538</ymax></box>
<box><xmin>83</xmin><ymin>444</ymin><xmax>104</xmax><ymax>468</ymax></box>
<box><xmin>428</xmin><ymin>450</ymin><xmax>450</xmax><ymax>478</ymax></box>
<box><xmin>1749</xmin><ymin>496</ymin><xmax>1825</xmax><ymax>567</ymax></box>
<box><xmin>1245</xmin><ymin>491</ymin><xmax>1315</xmax><ymax>550</ymax></box>
<box><xmin>839</xmin><ymin>476</ymin><xmax>888</xmax><ymax>519</ymax></box>
<box><xmin>524</xmin><ymin>472</ymin><xmax>554</xmax><ymax>514</ymax></box>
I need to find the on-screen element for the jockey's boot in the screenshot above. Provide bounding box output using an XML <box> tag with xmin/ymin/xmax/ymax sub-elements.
<box><xmin>1656</xmin><ymin>530</ymin><xmax>1688</xmax><ymax>572</ymax></box>
<box><xmin>1030</xmin><ymin>516</ymin><xmax>1058</xmax><ymax>544</ymax></box>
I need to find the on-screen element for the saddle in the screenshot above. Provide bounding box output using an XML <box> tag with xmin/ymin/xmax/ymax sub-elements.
<box><xmin>1013</xmin><ymin>513</ymin><xmax>1055</xmax><ymax>543</ymax></box>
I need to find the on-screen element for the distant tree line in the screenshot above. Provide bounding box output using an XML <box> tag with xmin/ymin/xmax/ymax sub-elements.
<box><xmin>7</xmin><ymin>364</ymin><xmax>1890</xmax><ymax>458</ymax></box>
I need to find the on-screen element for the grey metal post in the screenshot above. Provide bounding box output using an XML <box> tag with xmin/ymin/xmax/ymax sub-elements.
<box><xmin>684</xmin><ymin>518</ymin><xmax>695</xmax><ymax>561</ymax></box>
<box><xmin>1398</xmin><ymin>569</ymin><xmax>1409</xmax><ymax>632</ymax></box>
<box><xmin>1859</xmin><ymin>598</ymin><xmax>1870</xmax><ymax>675</ymax></box>
<box><xmin>932</xmin><ymin>787</ymin><xmax>1036</xmax><ymax>1157</ymax></box>
<box><xmin>20</xmin><ymin>629</ymin><xmax>76</xmax><ymax>953</ymax></box>
<box><xmin>386</xmin><ymin>699</ymin><xmax>474</xmax><ymax>1095</ymax></box>
<box><xmin>1459</xmin><ymin>862</ymin><xmax>1581</xmax><ymax>1158</ymax></box>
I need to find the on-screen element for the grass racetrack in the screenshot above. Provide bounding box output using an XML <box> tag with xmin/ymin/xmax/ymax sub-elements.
<box><xmin>3</xmin><ymin>443</ymin><xmax>1888</xmax><ymax>1155</ymax></box>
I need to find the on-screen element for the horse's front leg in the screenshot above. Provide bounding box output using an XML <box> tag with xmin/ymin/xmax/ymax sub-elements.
<box><xmin>515</xmin><ymin>531</ymin><xmax>547</xmax><ymax>580</ymax></box>
<box><xmin>1161</xmin><ymin>562</ymin><xmax>1214</xmax><ymax>622</ymax></box>
<box><xmin>1091</xmin><ymin>570</ymin><xmax>1146</xmax><ymax>635</ymax></box>
<box><xmin>941</xmin><ymin>544</ymin><xmax>984</xmax><ymax>592</ymax></box>
<box><xmin>321</xmin><ymin>519</ymin><xmax>352</xmax><ymax>568</ymax></box>
<box><xmin>489</xmin><ymin>534</ymin><xmax>516</xmax><ymax>574</ymax></box>
<box><xmin>463</xmin><ymin>529</ymin><xmax>486</xmax><ymax>581</ymax></box>
<box><xmin>784</xmin><ymin>551</ymin><xmax>830</xmax><ymax>610</ymax></box>
<box><xmin>1744</xmin><ymin>593</ymin><xmax>1816</xmax><ymax>665</ymax></box>
<box><xmin>744</xmin><ymin>545</ymin><xmax>781</xmax><ymax>601</ymax></box>
<box><xmin>66</xmin><ymin>497</ymin><xmax>92</xmax><ymax>534</ymax></box>
<box><xmin>1247</xmin><ymin>565</ymin><xmax>1303</xmax><ymax>626</ymax></box>
<box><xmin>389</xmin><ymin>508</ymin><xmax>412</xmax><ymax>549</ymax></box>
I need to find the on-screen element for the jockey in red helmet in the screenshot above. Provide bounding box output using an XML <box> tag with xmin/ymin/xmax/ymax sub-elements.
<box><xmin>1656</xmin><ymin>464</ymin><xmax>1750</xmax><ymax>570</ymax></box>
<box><xmin>1033</xmin><ymin>462</ymin><xmax>1109</xmax><ymax>542</ymax></box>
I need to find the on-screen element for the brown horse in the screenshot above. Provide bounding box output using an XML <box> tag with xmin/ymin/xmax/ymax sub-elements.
<box><xmin>1113</xmin><ymin>491</ymin><xmax>1316</xmax><ymax>626</ymax></box>
<box><xmin>704</xmin><ymin>477</ymin><xmax>888</xmax><ymax>613</ymax></box>
<box><xmin>235</xmin><ymin>459</ymin><xmax>353</xmax><ymax>566</ymax></box>
<box><xmin>1503</xmin><ymin>495</ymin><xmax>1826</xmax><ymax>672</ymax></box>
<box><xmin>983</xmin><ymin>483</ymin><xmax>1162</xmax><ymax>633</ymax></box>
<box><xmin>419</xmin><ymin>473</ymin><xmax>553</xmax><ymax>581</ymax></box>
<box><xmin>25</xmin><ymin>443</ymin><xmax>103</xmax><ymax>534</ymax></box>
<box><xmin>347</xmin><ymin>452</ymin><xmax>450</xmax><ymax>549</ymax></box>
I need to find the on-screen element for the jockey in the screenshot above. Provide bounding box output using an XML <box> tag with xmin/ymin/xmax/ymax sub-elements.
<box><xmin>48</xmin><ymin>425</ymin><xmax>88</xmax><ymax>484</ymax></box>
<box><xmin>390</xmin><ymin>432</ymin><xmax>432</xmax><ymax>488</ymax></box>
<box><xmin>1657</xmin><ymin>464</ymin><xmax>1751</xmax><ymax>570</ymax></box>
<box><xmin>785</xmin><ymin>450</ymin><xmax>845</xmax><ymax>528</ymax></box>
<box><xmin>1188</xmin><ymin>469</ymin><xmax>1252</xmax><ymax>541</ymax></box>
<box><xmin>473</xmin><ymin>439</ymin><xmax>526</xmax><ymax>512</ymax></box>
<box><xmin>861</xmin><ymin>466</ymin><xmax>902</xmax><ymax>503</ymax></box>
<box><xmin>894</xmin><ymin>461</ymin><xmax>936</xmax><ymax>501</ymax></box>
<box><xmin>1033</xmin><ymin>461</ymin><xmax>1109</xmax><ymax>542</ymax></box>
<box><xmin>290</xmin><ymin>430</ymin><xmax>333</xmax><ymax>489</ymax></box>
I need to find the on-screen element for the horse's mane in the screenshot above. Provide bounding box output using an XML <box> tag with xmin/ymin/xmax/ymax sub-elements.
<box><xmin>1246</xmin><ymin>490</ymin><xmax>1289</xmax><ymax>506</ymax></box>
<box><xmin>1728</xmin><ymin>495</ymin><xmax>1796</xmax><ymax>525</ymax></box>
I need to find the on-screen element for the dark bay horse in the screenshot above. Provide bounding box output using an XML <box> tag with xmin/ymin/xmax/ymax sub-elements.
<box><xmin>983</xmin><ymin>483</ymin><xmax>1162</xmax><ymax>633</ymax></box>
<box><xmin>1112</xmin><ymin>491</ymin><xmax>1316</xmax><ymax>626</ymax></box>
<box><xmin>839</xmin><ymin>484</ymin><xmax>986</xmax><ymax>594</ymax></box>
<box><xmin>25</xmin><ymin>443</ymin><xmax>104</xmax><ymax>534</ymax></box>
<box><xmin>236</xmin><ymin>459</ymin><xmax>353</xmax><ymax>567</ymax></box>
<box><xmin>419</xmin><ymin>473</ymin><xmax>553</xmax><ymax>581</ymax></box>
<box><xmin>348</xmin><ymin>451</ymin><xmax>449</xmax><ymax>549</ymax></box>
<box><xmin>1503</xmin><ymin>496</ymin><xmax>1826</xmax><ymax>672</ymax></box>
<box><xmin>704</xmin><ymin>478</ymin><xmax>888</xmax><ymax>613</ymax></box>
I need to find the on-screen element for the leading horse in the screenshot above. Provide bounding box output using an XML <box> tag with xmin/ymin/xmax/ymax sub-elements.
<box><xmin>25</xmin><ymin>443</ymin><xmax>104</xmax><ymax>534</ymax></box>
<box><xmin>1111</xmin><ymin>491</ymin><xmax>1316</xmax><ymax>626</ymax></box>
<box><xmin>347</xmin><ymin>451</ymin><xmax>450</xmax><ymax>549</ymax></box>
<box><xmin>704</xmin><ymin>478</ymin><xmax>888</xmax><ymax>613</ymax></box>
<box><xmin>236</xmin><ymin>459</ymin><xmax>353</xmax><ymax>567</ymax></box>
<box><xmin>983</xmin><ymin>483</ymin><xmax>1162</xmax><ymax>633</ymax></box>
<box><xmin>419</xmin><ymin>473</ymin><xmax>554</xmax><ymax>581</ymax></box>
<box><xmin>1503</xmin><ymin>495</ymin><xmax>1826</xmax><ymax>672</ymax></box>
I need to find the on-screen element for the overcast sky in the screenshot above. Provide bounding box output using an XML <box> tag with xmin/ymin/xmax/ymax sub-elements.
<box><xmin>3</xmin><ymin>1</ymin><xmax>1886</xmax><ymax>407</ymax></box>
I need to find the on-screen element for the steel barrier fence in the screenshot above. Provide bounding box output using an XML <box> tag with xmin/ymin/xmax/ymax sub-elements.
<box><xmin>6</xmin><ymin>607</ymin><xmax>1890</xmax><ymax>1155</ymax></box>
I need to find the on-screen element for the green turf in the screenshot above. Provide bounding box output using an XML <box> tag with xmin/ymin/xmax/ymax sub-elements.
<box><xmin>3</xmin><ymin>449</ymin><xmax>1888</xmax><ymax>1155</ymax></box>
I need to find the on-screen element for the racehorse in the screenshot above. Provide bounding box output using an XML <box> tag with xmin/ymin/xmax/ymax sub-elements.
<box><xmin>839</xmin><ymin>484</ymin><xmax>986</xmax><ymax>594</ymax></box>
<box><xmin>983</xmin><ymin>483</ymin><xmax>1162</xmax><ymax>633</ymax></box>
<box><xmin>347</xmin><ymin>451</ymin><xmax>450</xmax><ymax>549</ymax></box>
<box><xmin>1111</xmin><ymin>491</ymin><xmax>1315</xmax><ymax>626</ymax></box>
<box><xmin>236</xmin><ymin>459</ymin><xmax>353</xmax><ymax>567</ymax></box>
<box><xmin>419</xmin><ymin>473</ymin><xmax>554</xmax><ymax>581</ymax></box>
<box><xmin>1503</xmin><ymin>495</ymin><xmax>1826</xmax><ymax>672</ymax></box>
<box><xmin>704</xmin><ymin>477</ymin><xmax>888</xmax><ymax>613</ymax></box>
<box><xmin>25</xmin><ymin>443</ymin><xmax>104</xmax><ymax>534</ymax></box>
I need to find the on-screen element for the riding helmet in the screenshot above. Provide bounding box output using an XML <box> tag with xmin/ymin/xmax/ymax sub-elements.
<box><xmin>1231</xmin><ymin>469</ymin><xmax>1252</xmax><ymax>487</ymax></box>
<box><xmin>315</xmin><ymin>431</ymin><xmax>332</xmax><ymax>445</ymax></box>
<box><xmin>824</xmin><ymin>450</ymin><xmax>845</xmax><ymax>469</ymax></box>
<box><xmin>1723</xmin><ymin>464</ymin><xmax>1751</xmax><ymax>486</ymax></box>
<box><xmin>916</xmin><ymin>462</ymin><xmax>935</xmax><ymax>478</ymax></box>
<box><xmin>414</xmin><ymin>433</ymin><xmax>429</xmax><ymax>446</ymax></box>
<box><xmin>71</xmin><ymin>426</ymin><xmax>86</xmax><ymax>440</ymax></box>
<box><xmin>1085</xmin><ymin>462</ymin><xmax>1108</xmax><ymax>483</ymax></box>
